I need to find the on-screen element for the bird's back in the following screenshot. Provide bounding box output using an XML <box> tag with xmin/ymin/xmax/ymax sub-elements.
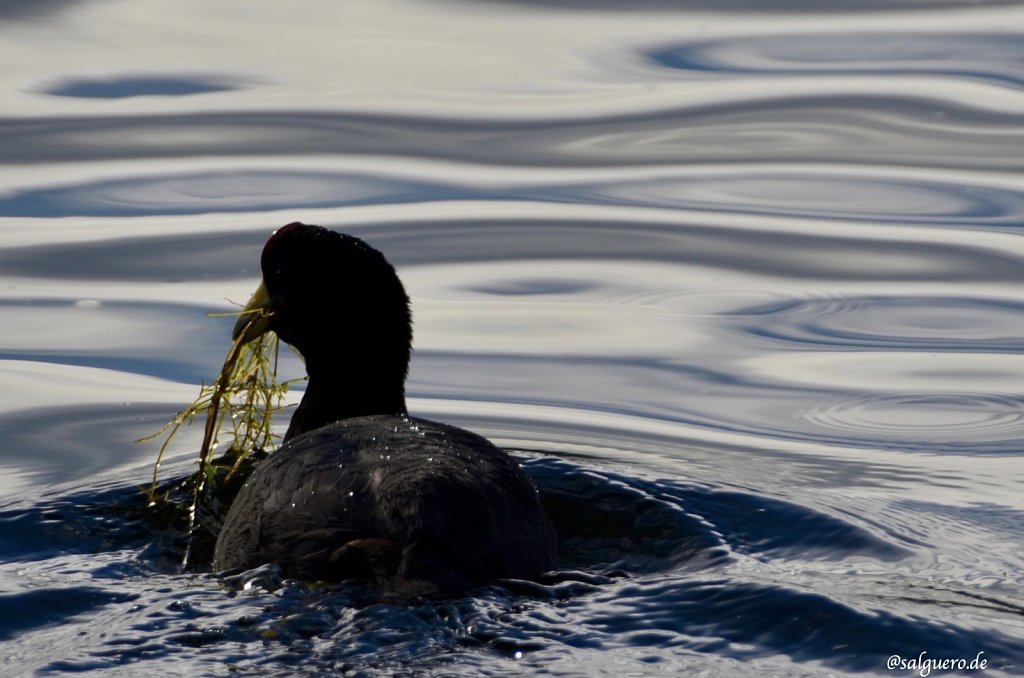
<box><xmin>214</xmin><ymin>414</ymin><xmax>556</xmax><ymax>592</ymax></box>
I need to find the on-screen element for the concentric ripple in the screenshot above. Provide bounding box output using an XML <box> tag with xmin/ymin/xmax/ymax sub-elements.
<box><xmin>797</xmin><ymin>392</ymin><xmax>1024</xmax><ymax>447</ymax></box>
<box><xmin>737</xmin><ymin>295</ymin><xmax>1024</xmax><ymax>352</ymax></box>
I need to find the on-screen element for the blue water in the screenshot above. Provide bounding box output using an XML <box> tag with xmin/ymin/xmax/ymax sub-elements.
<box><xmin>2</xmin><ymin>1</ymin><xmax>1023</xmax><ymax>675</ymax></box>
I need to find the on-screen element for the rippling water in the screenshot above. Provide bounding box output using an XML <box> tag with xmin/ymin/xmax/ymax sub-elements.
<box><xmin>2</xmin><ymin>1</ymin><xmax>1024</xmax><ymax>676</ymax></box>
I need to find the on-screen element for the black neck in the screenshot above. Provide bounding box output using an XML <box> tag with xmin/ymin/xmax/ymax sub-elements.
<box><xmin>284</xmin><ymin>363</ymin><xmax>407</xmax><ymax>441</ymax></box>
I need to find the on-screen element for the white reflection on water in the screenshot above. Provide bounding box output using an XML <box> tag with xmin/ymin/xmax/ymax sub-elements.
<box><xmin>1</xmin><ymin>0</ymin><xmax>1024</xmax><ymax>675</ymax></box>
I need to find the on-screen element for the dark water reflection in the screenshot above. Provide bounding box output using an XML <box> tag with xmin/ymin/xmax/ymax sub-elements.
<box><xmin>3</xmin><ymin>457</ymin><xmax>1021</xmax><ymax>675</ymax></box>
<box><xmin>44</xmin><ymin>76</ymin><xmax>246</xmax><ymax>99</ymax></box>
<box><xmin>0</xmin><ymin>0</ymin><xmax>82</xmax><ymax>20</ymax></box>
<box><xmin>3</xmin><ymin>1</ymin><xmax>1024</xmax><ymax>675</ymax></box>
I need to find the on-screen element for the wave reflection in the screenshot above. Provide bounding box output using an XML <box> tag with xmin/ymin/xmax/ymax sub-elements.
<box><xmin>738</xmin><ymin>296</ymin><xmax>1024</xmax><ymax>351</ymax></box>
<box><xmin>648</xmin><ymin>33</ymin><xmax>1024</xmax><ymax>88</ymax></box>
<box><xmin>2</xmin><ymin>96</ymin><xmax>1022</xmax><ymax>169</ymax></box>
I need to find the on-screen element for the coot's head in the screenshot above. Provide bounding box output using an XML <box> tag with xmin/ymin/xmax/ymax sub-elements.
<box><xmin>234</xmin><ymin>223</ymin><xmax>412</xmax><ymax>434</ymax></box>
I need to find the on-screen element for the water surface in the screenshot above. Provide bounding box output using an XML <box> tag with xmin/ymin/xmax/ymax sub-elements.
<box><xmin>2</xmin><ymin>1</ymin><xmax>1023</xmax><ymax>675</ymax></box>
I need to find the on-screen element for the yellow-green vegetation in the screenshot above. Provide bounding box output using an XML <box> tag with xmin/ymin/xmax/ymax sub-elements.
<box><xmin>139</xmin><ymin>309</ymin><xmax>295</xmax><ymax>566</ymax></box>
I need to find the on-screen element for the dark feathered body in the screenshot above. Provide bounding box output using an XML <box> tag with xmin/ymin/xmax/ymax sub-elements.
<box><xmin>214</xmin><ymin>416</ymin><xmax>556</xmax><ymax>591</ymax></box>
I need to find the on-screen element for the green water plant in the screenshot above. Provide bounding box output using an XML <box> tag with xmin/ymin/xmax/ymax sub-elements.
<box><xmin>139</xmin><ymin>307</ymin><xmax>295</xmax><ymax>567</ymax></box>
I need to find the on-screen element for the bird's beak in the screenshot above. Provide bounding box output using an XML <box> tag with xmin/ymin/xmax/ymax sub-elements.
<box><xmin>232</xmin><ymin>279</ymin><xmax>274</xmax><ymax>343</ymax></box>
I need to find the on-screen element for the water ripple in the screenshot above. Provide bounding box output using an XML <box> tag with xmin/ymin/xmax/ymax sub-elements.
<box><xmin>580</xmin><ymin>577</ymin><xmax>1023</xmax><ymax>673</ymax></box>
<box><xmin>797</xmin><ymin>392</ymin><xmax>1024</xmax><ymax>443</ymax></box>
<box><xmin>0</xmin><ymin>170</ymin><xmax>451</xmax><ymax>218</ymax></box>
<box><xmin>2</xmin><ymin>457</ymin><xmax>960</xmax><ymax>675</ymax></box>
<box><xmin>647</xmin><ymin>33</ymin><xmax>1024</xmax><ymax>88</ymax></box>
<box><xmin>568</xmin><ymin>172</ymin><xmax>1024</xmax><ymax>223</ymax></box>
<box><xmin>1</xmin><ymin>98</ymin><xmax>1021</xmax><ymax>168</ymax></box>
<box><xmin>5</xmin><ymin>166</ymin><xmax>1023</xmax><ymax>224</ymax></box>
<box><xmin>738</xmin><ymin>296</ymin><xmax>1024</xmax><ymax>351</ymax></box>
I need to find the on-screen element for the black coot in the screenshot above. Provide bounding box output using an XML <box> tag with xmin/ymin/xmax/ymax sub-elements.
<box><xmin>213</xmin><ymin>223</ymin><xmax>557</xmax><ymax>593</ymax></box>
